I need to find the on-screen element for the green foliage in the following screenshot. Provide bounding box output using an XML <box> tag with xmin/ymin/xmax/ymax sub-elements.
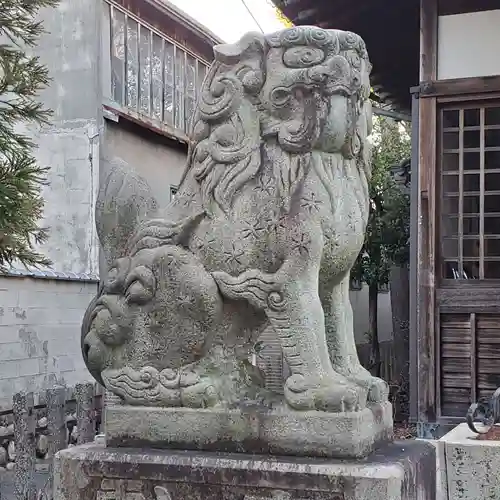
<box><xmin>0</xmin><ymin>0</ymin><xmax>58</xmax><ymax>269</ymax></box>
<box><xmin>351</xmin><ymin>116</ymin><xmax>411</xmax><ymax>288</ymax></box>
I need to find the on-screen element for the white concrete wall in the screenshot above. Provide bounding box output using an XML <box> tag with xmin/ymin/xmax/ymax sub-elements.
<box><xmin>29</xmin><ymin>0</ymin><xmax>103</xmax><ymax>275</ymax></box>
<box><xmin>0</xmin><ymin>277</ymin><xmax>97</xmax><ymax>410</ymax></box>
<box><xmin>438</xmin><ymin>9</ymin><xmax>500</xmax><ymax>80</ymax></box>
<box><xmin>102</xmin><ymin>121</ymin><xmax>187</xmax><ymax>209</ymax></box>
<box><xmin>350</xmin><ymin>287</ymin><xmax>393</xmax><ymax>344</ymax></box>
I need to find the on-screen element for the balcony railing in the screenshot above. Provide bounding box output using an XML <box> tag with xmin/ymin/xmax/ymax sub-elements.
<box><xmin>105</xmin><ymin>1</ymin><xmax>209</xmax><ymax>135</ymax></box>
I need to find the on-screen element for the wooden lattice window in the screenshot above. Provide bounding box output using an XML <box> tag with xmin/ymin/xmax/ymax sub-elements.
<box><xmin>440</xmin><ymin>102</ymin><xmax>500</xmax><ymax>280</ymax></box>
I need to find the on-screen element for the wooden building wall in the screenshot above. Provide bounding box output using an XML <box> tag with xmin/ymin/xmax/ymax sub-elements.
<box><xmin>413</xmin><ymin>0</ymin><xmax>500</xmax><ymax>435</ymax></box>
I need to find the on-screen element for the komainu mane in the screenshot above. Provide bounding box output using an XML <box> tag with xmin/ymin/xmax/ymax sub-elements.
<box><xmin>82</xmin><ymin>26</ymin><xmax>389</xmax><ymax>413</ymax></box>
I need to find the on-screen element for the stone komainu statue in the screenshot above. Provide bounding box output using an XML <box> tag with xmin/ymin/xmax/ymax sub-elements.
<box><xmin>82</xmin><ymin>26</ymin><xmax>389</xmax><ymax>413</ymax></box>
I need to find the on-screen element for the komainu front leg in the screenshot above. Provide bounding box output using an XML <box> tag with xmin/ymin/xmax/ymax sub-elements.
<box><xmin>213</xmin><ymin>265</ymin><xmax>367</xmax><ymax>413</ymax></box>
<box><xmin>321</xmin><ymin>275</ymin><xmax>389</xmax><ymax>403</ymax></box>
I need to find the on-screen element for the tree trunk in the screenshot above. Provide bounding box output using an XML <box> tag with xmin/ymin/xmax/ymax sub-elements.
<box><xmin>368</xmin><ymin>283</ymin><xmax>381</xmax><ymax>377</ymax></box>
<box><xmin>390</xmin><ymin>265</ymin><xmax>410</xmax><ymax>421</ymax></box>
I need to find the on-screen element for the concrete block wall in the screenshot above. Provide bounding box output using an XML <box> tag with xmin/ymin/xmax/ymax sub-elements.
<box><xmin>0</xmin><ymin>276</ymin><xmax>97</xmax><ymax>410</ymax></box>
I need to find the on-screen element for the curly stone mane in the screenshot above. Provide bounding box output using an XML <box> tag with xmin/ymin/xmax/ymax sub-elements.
<box><xmin>179</xmin><ymin>27</ymin><xmax>372</xmax><ymax>215</ymax></box>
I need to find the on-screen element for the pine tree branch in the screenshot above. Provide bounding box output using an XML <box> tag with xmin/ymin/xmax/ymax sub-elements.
<box><xmin>0</xmin><ymin>0</ymin><xmax>59</xmax><ymax>269</ymax></box>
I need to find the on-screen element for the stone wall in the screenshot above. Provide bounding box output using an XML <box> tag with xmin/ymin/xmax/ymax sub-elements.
<box><xmin>0</xmin><ymin>277</ymin><xmax>97</xmax><ymax>410</ymax></box>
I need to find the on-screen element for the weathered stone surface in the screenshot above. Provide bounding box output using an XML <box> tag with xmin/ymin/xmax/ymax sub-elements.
<box><xmin>439</xmin><ymin>423</ymin><xmax>500</xmax><ymax>499</ymax></box>
<box><xmin>53</xmin><ymin>441</ymin><xmax>436</xmax><ymax>500</ymax></box>
<box><xmin>13</xmin><ymin>391</ymin><xmax>36</xmax><ymax>500</ymax></box>
<box><xmin>75</xmin><ymin>382</ymin><xmax>96</xmax><ymax>445</ymax></box>
<box><xmin>416</xmin><ymin>438</ymin><xmax>448</xmax><ymax>500</ymax></box>
<box><xmin>81</xmin><ymin>25</ymin><xmax>389</xmax><ymax>457</ymax></box>
<box><xmin>36</xmin><ymin>434</ymin><xmax>49</xmax><ymax>457</ymax></box>
<box><xmin>105</xmin><ymin>402</ymin><xmax>392</xmax><ymax>459</ymax></box>
<box><xmin>7</xmin><ymin>440</ymin><xmax>15</xmax><ymax>461</ymax></box>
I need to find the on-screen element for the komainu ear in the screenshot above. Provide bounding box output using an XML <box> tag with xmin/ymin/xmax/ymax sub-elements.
<box><xmin>213</xmin><ymin>32</ymin><xmax>267</xmax><ymax>65</ymax></box>
<box><xmin>212</xmin><ymin>32</ymin><xmax>267</xmax><ymax>94</ymax></box>
<box><xmin>96</xmin><ymin>159</ymin><xmax>158</xmax><ymax>265</ymax></box>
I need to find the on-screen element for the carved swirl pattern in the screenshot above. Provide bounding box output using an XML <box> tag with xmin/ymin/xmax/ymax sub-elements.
<box><xmin>102</xmin><ymin>367</ymin><xmax>183</xmax><ymax>406</ymax></box>
<box><xmin>267</xmin><ymin>291</ymin><xmax>287</xmax><ymax>313</ymax></box>
<box><xmin>197</xmin><ymin>70</ymin><xmax>244</xmax><ymax>122</ymax></box>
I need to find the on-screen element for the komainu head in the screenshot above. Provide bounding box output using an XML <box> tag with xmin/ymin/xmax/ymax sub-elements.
<box><xmin>189</xmin><ymin>26</ymin><xmax>372</xmax><ymax>212</ymax></box>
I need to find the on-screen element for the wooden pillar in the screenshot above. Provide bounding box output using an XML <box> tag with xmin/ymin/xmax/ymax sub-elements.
<box><xmin>416</xmin><ymin>0</ymin><xmax>438</xmax><ymax>429</ymax></box>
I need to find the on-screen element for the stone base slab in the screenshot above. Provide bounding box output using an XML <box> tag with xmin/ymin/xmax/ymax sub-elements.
<box><xmin>53</xmin><ymin>440</ymin><xmax>436</xmax><ymax>500</ymax></box>
<box><xmin>439</xmin><ymin>423</ymin><xmax>500</xmax><ymax>500</ymax></box>
<box><xmin>104</xmin><ymin>402</ymin><xmax>393</xmax><ymax>459</ymax></box>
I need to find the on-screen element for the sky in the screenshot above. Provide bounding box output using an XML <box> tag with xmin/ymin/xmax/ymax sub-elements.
<box><xmin>168</xmin><ymin>0</ymin><xmax>286</xmax><ymax>43</ymax></box>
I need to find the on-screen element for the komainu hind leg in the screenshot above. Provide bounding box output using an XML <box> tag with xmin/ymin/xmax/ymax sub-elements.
<box><xmin>213</xmin><ymin>260</ymin><xmax>368</xmax><ymax>413</ymax></box>
<box><xmin>321</xmin><ymin>275</ymin><xmax>389</xmax><ymax>403</ymax></box>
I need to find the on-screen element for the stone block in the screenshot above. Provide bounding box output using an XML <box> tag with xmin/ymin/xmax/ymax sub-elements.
<box><xmin>53</xmin><ymin>440</ymin><xmax>436</xmax><ymax>500</ymax></box>
<box><xmin>439</xmin><ymin>423</ymin><xmax>500</xmax><ymax>499</ymax></box>
<box><xmin>104</xmin><ymin>402</ymin><xmax>393</xmax><ymax>460</ymax></box>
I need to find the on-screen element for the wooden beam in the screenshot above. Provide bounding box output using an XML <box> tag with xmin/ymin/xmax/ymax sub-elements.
<box><xmin>439</xmin><ymin>0</ymin><xmax>499</xmax><ymax>16</ymax></box>
<box><xmin>420</xmin><ymin>0</ymin><xmax>438</xmax><ymax>81</ymax></box>
<box><xmin>417</xmin><ymin>0</ymin><xmax>438</xmax><ymax>425</ymax></box>
<box><xmin>470</xmin><ymin>312</ymin><xmax>477</xmax><ymax>405</ymax></box>
<box><xmin>417</xmin><ymin>94</ymin><xmax>438</xmax><ymax>424</ymax></box>
<box><xmin>409</xmin><ymin>91</ymin><xmax>420</xmax><ymax>423</ymax></box>
<box><xmin>419</xmin><ymin>75</ymin><xmax>500</xmax><ymax>98</ymax></box>
<box><xmin>294</xmin><ymin>8</ymin><xmax>318</xmax><ymax>22</ymax></box>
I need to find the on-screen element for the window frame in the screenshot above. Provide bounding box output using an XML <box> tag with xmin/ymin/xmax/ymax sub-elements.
<box><xmin>438</xmin><ymin>98</ymin><xmax>500</xmax><ymax>285</ymax></box>
<box><xmin>103</xmin><ymin>0</ymin><xmax>210</xmax><ymax>138</ymax></box>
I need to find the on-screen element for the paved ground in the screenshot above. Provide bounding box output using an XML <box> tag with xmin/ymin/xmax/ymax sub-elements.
<box><xmin>0</xmin><ymin>470</ymin><xmax>50</xmax><ymax>499</ymax></box>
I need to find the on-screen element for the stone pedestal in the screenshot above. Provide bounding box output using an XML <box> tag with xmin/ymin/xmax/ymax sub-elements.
<box><xmin>104</xmin><ymin>402</ymin><xmax>393</xmax><ymax>459</ymax></box>
<box><xmin>53</xmin><ymin>440</ymin><xmax>435</xmax><ymax>500</ymax></box>
<box><xmin>439</xmin><ymin>423</ymin><xmax>500</xmax><ymax>499</ymax></box>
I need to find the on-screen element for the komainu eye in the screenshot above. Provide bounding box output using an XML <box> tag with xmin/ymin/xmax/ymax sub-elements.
<box><xmin>107</xmin><ymin>267</ymin><xmax>118</xmax><ymax>284</ymax></box>
<box><xmin>270</xmin><ymin>87</ymin><xmax>291</xmax><ymax>108</ymax></box>
<box><xmin>105</xmin><ymin>257</ymin><xmax>130</xmax><ymax>293</ymax></box>
<box><xmin>124</xmin><ymin>266</ymin><xmax>156</xmax><ymax>304</ymax></box>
